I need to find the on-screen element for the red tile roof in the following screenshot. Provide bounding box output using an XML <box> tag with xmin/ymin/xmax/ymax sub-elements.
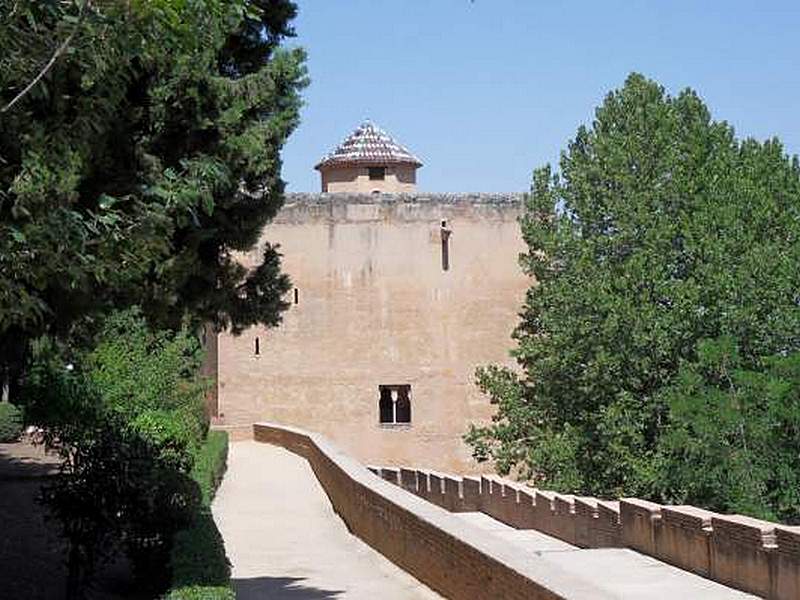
<box><xmin>315</xmin><ymin>121</ymin><xmax>423</xmax><ymax>170</ymax></box>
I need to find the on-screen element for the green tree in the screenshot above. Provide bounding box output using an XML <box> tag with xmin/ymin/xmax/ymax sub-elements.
<box><xmin>655</xmin><ymin>337</ymin><xmax>800</xmax><ymax>523</ymax></box>
<box><xmin>0</xmin><ymin>0</ymin><xmax>306</xmax><ymax>398</ymax></box>
<box><xmin>467</xmin><ymin>73</ymin><xmax>800</xmax><ymax>499</ymax></box>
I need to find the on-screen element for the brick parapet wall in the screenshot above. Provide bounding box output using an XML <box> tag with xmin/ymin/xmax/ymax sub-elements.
<box><xmin>374</xmin><ymin>466</ymin><xmax>800</xmax><ymax>600</ymax></box>
<box><xmin>253</xmin><ymin>422</ymin><xmax>616</xmax><ymax>600</ymax></box>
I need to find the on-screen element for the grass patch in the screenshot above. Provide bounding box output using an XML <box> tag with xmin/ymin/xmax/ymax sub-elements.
<box><xmin>165</xmin><ymin>430</ymin><xmax>234</xmax><ymax>600</ymax></box>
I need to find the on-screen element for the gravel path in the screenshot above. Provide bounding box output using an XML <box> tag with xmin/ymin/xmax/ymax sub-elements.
<box><xmin>212</xmin><ymin>440</ymin><xmax>441</xmax><ymax>600</ymax></box>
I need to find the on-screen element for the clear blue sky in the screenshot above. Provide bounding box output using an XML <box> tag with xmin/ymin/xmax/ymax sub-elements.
<box><xmin>281</xmin><ymin>1</ymin><xmax>800</xmax><ymax>193</ymax></box>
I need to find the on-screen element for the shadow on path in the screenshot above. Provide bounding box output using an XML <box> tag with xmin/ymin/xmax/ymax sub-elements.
<box><xmin>0</xmin><ymin>439</ymin><xmax>60</xmax><ymax>481</ymax></box>
<box><xmin>234</xmin><ymin>576</ymin><xmax>344</xmax><ymax>599</ymax></box>
<box><xmin>0</xmin><ymin>440</ymin><xmax>145</xmax><ymax>599</ymax></box>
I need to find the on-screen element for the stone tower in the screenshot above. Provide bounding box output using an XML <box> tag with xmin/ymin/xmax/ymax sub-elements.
<box><xmin>315</xmin><ymin>121</ymin><xmax>422</xmax><ymax>193</ymax></box>
<box><xmin>214</xmin><ymin>123</ymin><xmax>529</xmax><ymax>474</ymax></box>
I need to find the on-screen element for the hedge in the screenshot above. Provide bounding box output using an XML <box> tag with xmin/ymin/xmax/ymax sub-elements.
<box><xmin>165</xmin><ymin>430</ymin><xmax>234</xmax><ymax>600</ymax></box>
<box><xmin>0</xmin><ymin>402</ymin><xmax>23</xmax><ymax>442</ymax></box>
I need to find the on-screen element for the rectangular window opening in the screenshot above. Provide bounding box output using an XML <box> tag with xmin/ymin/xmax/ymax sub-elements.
<box><xmin>368</xmin><ymin>166</ymin><xmax>386</xmax><ymax>181</ymax></box>
<box><xmin>378</xmin><ymin>384</ymin><xmax>411</xmax><ymax>424</ymax></box>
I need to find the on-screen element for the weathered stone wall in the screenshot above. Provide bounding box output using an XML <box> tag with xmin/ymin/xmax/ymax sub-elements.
<box><xmin>218</xmin><ymin>192</ymin><xmax>529</xmax><ymax>472</ymax></box>
<box><xmin>200</xmin><ymin>322</ymin><xmax>219</xmax><ymax>418</ymax></box>
<box><xmin>253</xmin><ymin>421</ymin><xmax>615</xmax><ymax>600</ymax></box>
<box><xmin>374</xmin><ymin>465</ymin><xmax>800</xmax><ymax>600</ymax></box>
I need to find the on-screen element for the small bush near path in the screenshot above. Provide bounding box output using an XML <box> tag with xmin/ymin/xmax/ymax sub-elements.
<box><xmin>165</xmin><ymin>430</ymin><xmax>234</xmax><ymax>600</ymax></box>
<box><xmin>0</xmin><ymin>402</ymin><xmax>23</xmax><ymax>442</ymax></box>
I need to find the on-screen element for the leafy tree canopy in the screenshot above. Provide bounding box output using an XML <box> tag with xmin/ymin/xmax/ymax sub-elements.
<box><xmin>467</xmin><ymin>74</ymin><xmax>800</xmax><ymax>506</ymax></box>
<box><xmin>656</xmin><ymin>336</ymin><xmax>800</xmax><ymax>523</ymax></box>
<box><xmin>0</xmin><ymin>0</ymin><xmax>306</xmax><ymax>389</ymax></box>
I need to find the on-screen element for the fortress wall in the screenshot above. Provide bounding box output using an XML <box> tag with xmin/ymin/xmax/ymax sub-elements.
<box><xmin>253</xmin><ymin>421</ymin><xmax>614</xmax><ymax>600</ymax></box>
<box><xmin>375</xmin><ymin>466</ymin><xmax>800</xmax><ymax>600</ymax></box>
<box><xmin>218</xmin><ymin>192</ymin><xmax>529</xmax><ymax>473</ymax></box>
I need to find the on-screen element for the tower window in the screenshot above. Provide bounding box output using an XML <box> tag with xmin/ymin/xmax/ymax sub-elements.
<box><xmin>378</xmin><ymin>385</ymin><xmax>411</xmax><ymax>424</ymax></box>
<box><xmin>368</xmin><ymin>167</ymin><xmax>386</xmax><ymax>181</ymax></box>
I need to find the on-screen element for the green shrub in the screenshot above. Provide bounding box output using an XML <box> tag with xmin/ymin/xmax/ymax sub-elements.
<box><xmin>22</xmin><ymin>311</ymin><xmax>209</xmax><ymax>597</ymax></box>
<box><xmin>165</xmin><ymin>431</ymin><xmax>233</xmax><ymax>599</ymax></box>
<box><xmin>0</xmin><ymin>402</ymin><xmax>23</xmax><ymax>442</ymax></box>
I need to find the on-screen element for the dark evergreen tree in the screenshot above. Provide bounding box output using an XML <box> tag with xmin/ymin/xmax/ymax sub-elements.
<box><xmin>0</xmin><ymin>0</ymin><xmax>307</xmax><ymax>394</ymax></box>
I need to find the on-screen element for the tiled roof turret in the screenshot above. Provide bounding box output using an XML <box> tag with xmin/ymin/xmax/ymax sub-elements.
<box><xmin>315</xmin><ymin>120</ymin><xmax>422</xmax><ymax>170</ymax></box>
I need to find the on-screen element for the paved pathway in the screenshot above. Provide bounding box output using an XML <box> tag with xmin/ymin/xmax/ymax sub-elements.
<box><xmin>212</xmin><ymin>441</ymin><xmax>441</xmax><ymax>599</ymax></box>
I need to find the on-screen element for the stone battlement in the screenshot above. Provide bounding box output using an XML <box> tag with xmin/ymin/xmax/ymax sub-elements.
<box><xmin>276</xmin><ymin>192</ymin><xmax>525</xmax><ymax>224</ymax></box>
<box><xmin>285</xmin><ymin>191</ymin><xmax>525</xmax><ymax>205</ymax></box>
<box><xmin>371</xmin><ymin>466</ymin><xmax>800</xmax><ymax>599</ymax></box>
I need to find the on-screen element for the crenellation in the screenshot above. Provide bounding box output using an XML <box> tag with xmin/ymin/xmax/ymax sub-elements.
<box><xmin>273</xmin><ymin>192</ymin><xmax>525</xmax><ymax>225</ymax></box>
<box><xmin>461</xmin><ymin>476</ymin><xmax>482</xmax><ymax>512</ymax></box>
<box><xmin>775</xmin><ymin>527</ymin><xmax>800</xmax><ymax>599</ymax></box>
<box><xmin>620</xmin><ymin>498</ymin><xmax>663</xmax><ymax>556</ymax></box>
<box><xmin>372</xmin><ymin>464</ymin><xmax>800</xmax><ymax>599</ymax></box>
<box><xmin>428</xmin><ymin>472</ymin><xmax>445</xmax><ymax>497</ymax></box>
<box><xmin>710</xmin><ymin>515</ymin><xmax>776</xmax><ymax>598</ymax></box>
<box><xmin>443</xmin><ymin>476</ymin><xmax>463</xmax><ymax>512</ymax></box>
<box><xmin>552</xmin><ymin>494</ymin><xmax>578</xmax><ymax>544</ymax></box>
<box><xmin>284</xmin><ymin>191</ymin><xmax>525</xmax><ymax>206</ymax></box>
<box><xmin>514</xmin><ymin>488</ymin><xmax>538</xmax><ymax>531</ymax></box>
<box><xmin>573</xmin><ymin>497</ymin><xmax>598</xmax><ymax>548</ymax></box>
<box><xmin>255</xmin><ymin>422</ymin><xmax>624</xmax><ymax>599</ymax></box>
<box><xmin>658</xmin><ymin>506</ymin><xmax>714</xmax><ymax>577</ymax></box>
<box><xmin>399</xmin><ymin>467</ymin><xmax>418</xmax><ymax>493</ymax></box>
<box><xmin>533</xmin><ymin>490</ymin><xmax>561</xmax><ymax>539</ymax></box>
<box><xmin>379</xmin><ymin>467</ymin><xmax>400</xmax><ymax>485</ymax></box>
<box><xmin>594</xmin><ymin>501</ymin><xmax>623</xmax><ymax>548</ymax></box>
<box><xmin>711</xmin><ymin>514</ymin><xmax>777</xmax><ymax>546</ymax></box>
